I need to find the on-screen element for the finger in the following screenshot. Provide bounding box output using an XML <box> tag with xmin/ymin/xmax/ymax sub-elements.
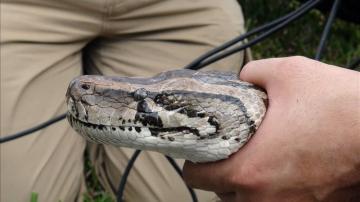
<box><xmin>239</xmin><ymin>57</ymin><xmax>286</xmax><ymax>88</ymax></box>
<box><xmin>182</xmin><ymin>159</ymin><xmax>235</xmax><ymax>193</ymax></box>
<box><xmin>240</xmin><ymin>56</ymin><xmax>323</xmax><ymax>89</ymax></box>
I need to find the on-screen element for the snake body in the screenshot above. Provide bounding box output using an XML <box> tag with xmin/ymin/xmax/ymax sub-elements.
<box><xmin>66</xmin><ymin>70</ymin><xmax>267</xmax><ymax>162</ymax></box>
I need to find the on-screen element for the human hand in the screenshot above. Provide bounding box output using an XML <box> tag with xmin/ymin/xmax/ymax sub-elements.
<box><xmin>183</xmin><ymin>56</ymin><xmax>360</xmax><ymax>202</ymax></box>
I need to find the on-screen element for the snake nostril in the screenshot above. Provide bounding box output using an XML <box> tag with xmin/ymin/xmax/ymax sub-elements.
<box><xmin>81</xmin><ymin>83</ymin><xmax>90</xmax><ymax>90</ymax></box>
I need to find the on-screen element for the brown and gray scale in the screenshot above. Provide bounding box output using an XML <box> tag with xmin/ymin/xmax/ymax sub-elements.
<box><xmin>66</xmin><ymin>70</ymin><xmax>267</xmax><ymax>163</ymax></box>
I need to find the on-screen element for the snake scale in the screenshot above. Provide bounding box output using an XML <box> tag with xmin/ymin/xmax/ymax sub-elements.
<box><xmin>66</xmin><ymin>70</ymin><xmax>267</xmax><ymax>162</ymax></box>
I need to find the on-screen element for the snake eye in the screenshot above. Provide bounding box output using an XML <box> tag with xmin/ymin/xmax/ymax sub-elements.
<box><xmin>137</xmin><ymin>100</ymin><xmax>152</xmax><ymax>113</ymax></box>
<box><xmin>81</xmin><ymin>83</ymin><xmax>90</xmax><ymax>90</ymax></box>
<box><xmin>133</xmin><ymin>88</ymin><xmax>148</xmax><ymax>101</ymax></box>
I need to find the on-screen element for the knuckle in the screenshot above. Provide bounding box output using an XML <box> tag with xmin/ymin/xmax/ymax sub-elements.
<box><xmin>226</xmin><ymin>172</ymin><xmax>243</xmax><ymax>188</ymax></box>
<box><xmin>288</xmin><ymin>55</ymin><xmax>308</xmax><ymax>63</ymax></box>
<box><xmin>283</xmin><ymin>56</ymin><xmax>312</xmax><ymax>71</ymax></box>
<box><xmin>232</xmin><ymin>163</ymin><xmax>267</xmax><ymax>190</ymax></box>
<box><xmin>275</xmin><ymin>56</ymin><xmax>309</xmax><ymax>79</ymax></box>
<box><xmin>280</xmin><ymin>56</ymin><xmax>305</xmax><ymax>70</ymax></box>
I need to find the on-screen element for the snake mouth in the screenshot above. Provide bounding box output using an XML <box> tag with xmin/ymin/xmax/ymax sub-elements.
<box><xmin>67</xmin><ymin>113</ymin><xmax>206</xmax><ymax>142</ymax></box>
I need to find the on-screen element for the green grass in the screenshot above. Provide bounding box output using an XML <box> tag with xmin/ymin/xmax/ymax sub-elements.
<box><xmin>31</xmin><ymin>192</ymin><xmax>38</xmax><ymax>202</ymax></box>
<box><xmin>83</xmin><ymin>193</ymin><xmax>113</xmax><ymax>202</ymax></box>
<box><xmin>83</xmin><ymin>1</ymin><xmax>360</xmax><ymax>201</ymax></box>
<box><xmin>83</xmin><ymin>149</ymin><xmax>115</xmax><ymax>202</ymax></box>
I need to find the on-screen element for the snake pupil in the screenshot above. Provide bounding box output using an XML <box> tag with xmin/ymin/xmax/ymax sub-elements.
<box><xmin>137</xmin><ymin>100</ymin><xmax>152</xmax><ymax>113</ymax></box>
<box><xmin>80</xmin><ymin>83</ymin><xmax>90</xmax><ymax>90</ymax></box>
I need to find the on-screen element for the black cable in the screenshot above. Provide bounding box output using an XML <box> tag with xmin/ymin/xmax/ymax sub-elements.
<box><xmin>116</xmin><ymin>149</ymin><xmax>142</xmax><ymax>202</ymax></box>
<box><xmin>0</xmin><ymin>113</ymin><xmax>67</xmax><ymax>143</ymax></box>
<box><xmin>165</xmin><ymin>156</ymin><xmax>198</xmax><ymax>202</ymax></box>
<box><xmin>314</xmin><ymin>0</ymin><xmax>341</xmax><ymax>60</ymax></box>
<box><xmin>348</xmin><ymin>57</ymin><xmax>360</xmax><ymax>70</ymax></box>
<box><xmin>184</xmin><ymin>0</ymin><xmax>314</xmax><ymax>70</ymax></box>
<box><xmin>116</xmin><ymin>152</ymin><xmax>199</xmax><ymax>202</ymax></box>
<box><xmin>191</xmin><ymin>0</ymin><xmax>322</xmax><ymax>70</ymax></box>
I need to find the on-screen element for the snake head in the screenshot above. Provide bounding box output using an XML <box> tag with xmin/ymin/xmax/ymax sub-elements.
<box><xmin>66</xmin><ymin>70</ymin><xmax>267</xmax><ymax>162</ymax></box>
<box><xmin>66</xmin><ymin>73</ymin><xmax>219</xmax><ymax>132</ymax></box>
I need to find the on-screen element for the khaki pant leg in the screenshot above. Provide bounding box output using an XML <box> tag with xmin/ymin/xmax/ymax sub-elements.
<box><xmin>83</xmin><ymin>0</ymin><xmax>246</xmax><ymax>201</ymax></box>
<box><xmin>0</xmin><ymin>1</ymin><xmax>101</xmax><ymax>201</ymax></box>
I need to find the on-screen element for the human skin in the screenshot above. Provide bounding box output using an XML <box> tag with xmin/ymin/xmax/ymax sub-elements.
<box><xmin>183</xmin><ymin>56</ymin><xmax>360</xmax><ymax>202</ymax></box>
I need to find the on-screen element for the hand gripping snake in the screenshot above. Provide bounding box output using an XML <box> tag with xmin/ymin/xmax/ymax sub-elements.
<box><xmin>66</xmin><ymin>70</ymin><xmax>267</xmax><ymax>163</ymax></box>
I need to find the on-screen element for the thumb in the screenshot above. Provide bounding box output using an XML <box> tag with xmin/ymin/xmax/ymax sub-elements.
<box><xmin>239</xmin><ymin>57</ymin><xmax>286</xmax><ymax>89</ymax></box>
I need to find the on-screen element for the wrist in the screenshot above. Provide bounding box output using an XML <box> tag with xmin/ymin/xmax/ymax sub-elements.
<box><xmin>321</xmin><ymin>68</ymin><xmax>360</xmax><ymax>200</ymax></box>
<box><xmin>334</xmin><ymin>69</ymin><xmax>360</xmax><ymax>193</ymax></box>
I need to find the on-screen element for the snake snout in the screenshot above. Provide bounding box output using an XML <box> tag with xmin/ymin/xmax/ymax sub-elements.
<box><xmin>66</xmin><ymin>76</ymin><xmax>100</xmax><ymax>123</ymax></box>
<box><xmin>67</xmin><ymin>76</ymin><xmax>95</xmax><ymax>101</ymax></box>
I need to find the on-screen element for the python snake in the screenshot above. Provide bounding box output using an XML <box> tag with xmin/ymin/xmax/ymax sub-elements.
<box><xmin>66</xmin><ymin>70</ymin><xmax>267</xmax><ymax>162</ymax></box>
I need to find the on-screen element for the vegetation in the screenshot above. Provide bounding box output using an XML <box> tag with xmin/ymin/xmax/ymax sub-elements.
<box><xmin>239</xmin><ymin>0</ymin><xmax>360</xmax><ymax>69</ymax></box>
<box><xmin>83</xmin><ymin>150</ymin><xmax>114</xmax><ymax>202</ymax></box>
